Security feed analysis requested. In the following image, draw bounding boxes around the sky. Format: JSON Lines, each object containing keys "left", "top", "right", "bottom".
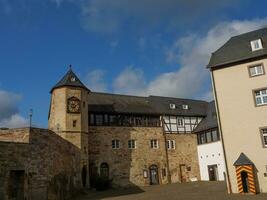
{"left": 1, "top": 0, "right": 267, "bottom": 128}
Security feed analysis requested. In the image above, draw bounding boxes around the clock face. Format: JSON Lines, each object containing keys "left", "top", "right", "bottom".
{"left": 67, "top": 97, "right": 81, "bottom": 113}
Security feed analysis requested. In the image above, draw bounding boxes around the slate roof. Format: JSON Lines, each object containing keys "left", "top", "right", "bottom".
{"left": 208, "top": 27, "right": 267, "bottom": 69}
{"left": 88, "top": 92, "right": 209, "bottom": 116}
{"left": 233, "top": 153, "right": 254, "bottom": 166}
{"left": 194, "top": 101, "right": 218, "bottom": 133}
{"left": 50, "top": 69, "right": 90, "bottom": 93}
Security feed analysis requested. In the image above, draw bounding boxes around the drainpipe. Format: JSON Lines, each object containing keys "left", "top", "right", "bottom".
{"left": 161, "top": 116, "right": 172, "bottom": 184}
{"left": 211, "top": 70, "right": 232, "bottom": 194}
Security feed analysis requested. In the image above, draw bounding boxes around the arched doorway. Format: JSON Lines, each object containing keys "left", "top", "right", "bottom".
{"left": 241, "top": 171, "right": 249, "bottom": 193}
{"left": 149, "top": 165, "right": 159, "bottom": 185}
{"left": 81, "top": 165, "right": 87, "bottom": 187}
{"left": 100, "top": 163, "right": 109, "bottom": 178}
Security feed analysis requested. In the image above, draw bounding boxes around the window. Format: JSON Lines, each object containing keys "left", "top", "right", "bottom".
{"left": 112, "top": 139, "right": 120, "bottom": 149}
{"left": 95, "top": 114, "right": 104, "bottom": 125}
{"left": 170, "top": 104, "right": 176, "bottom": 109}
{"left": 206, "top": 131, "right": 212, "bottom": 143}
{"left": 251, "top": 39, "right": 263, "bottom": 51}
{"left": 73, "top": 120, "right": 77, "bottom": 127}
{"left": 182, "top": 104, "right": 189, "bottom": 110}
{"left": 88, "top": 113, "right": 160, "bottom": 127}
{"left": 167, "top": 140, "right": 175, "bottom": 149}
{"left": 128, "top": 140, "right": 136, "bottom": 149}
{"left": 197, "top": 129, "right": 220, "bottom": 145}
{"left": 177, "top": 118, "right": 183, "bottom": 127}
{"left": 254, "top": 89, "right": 267, "bottom": 106}
{"left": 100, "top": 163, "right": 109, "bottom": 178}
{"left": 150, "top": 139, "right": 159, "bottom": 149}
{"left": 249, "top": 64, "right": 264, "bottom": 77}
{"left": 261, "top": 129, "right": 267, "bottom": 147}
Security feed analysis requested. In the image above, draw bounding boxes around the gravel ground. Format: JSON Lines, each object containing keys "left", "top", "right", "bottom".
{"left": 76, "top": 181, "right": 267, "bottom": 200}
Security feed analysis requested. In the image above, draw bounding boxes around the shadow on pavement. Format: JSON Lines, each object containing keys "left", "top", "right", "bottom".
{"left": 76, "top": 186, "right": 144, "bottom": 200}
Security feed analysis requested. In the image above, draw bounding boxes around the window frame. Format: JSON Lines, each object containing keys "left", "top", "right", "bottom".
{"left": 150, "top": 139, "right": 159, "bottom": 149}
{"left": 112, "top": 139, "right": 120, "bottom": 149}
{"left": 248, "top": 63, "right": 265, "bottom": 78}
{"left": 250, "top": 39, "right": 263, "bottom": 51}
{"left": 260, "top": 127, "right": 267, "bottom": 148}
{"left": 167, "top": 140, "right": 176, "bottom": 150}
{"left": 197, "top": 128, "right": 220, "bottom": 145}
{"left": 128, "top": 140, "right": 136, "bottom": 149}
{"left": 253, "top": 88, "right": 267, "bottom": 107}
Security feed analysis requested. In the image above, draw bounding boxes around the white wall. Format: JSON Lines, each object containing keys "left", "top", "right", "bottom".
{"left": 197, "top": 141, "right": 226, "bottom": 181}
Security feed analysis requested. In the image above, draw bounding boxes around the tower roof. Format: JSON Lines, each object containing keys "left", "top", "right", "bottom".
{"left": 50, "top": 68, "right": 90, "bottom": 93}
{"left": 233, "top": 153, "right": 254, "bottom": 166}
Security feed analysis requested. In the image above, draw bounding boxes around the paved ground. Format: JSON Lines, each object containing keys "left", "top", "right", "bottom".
{"left": 76, "top": 182, "right": 267, "bottom": 200}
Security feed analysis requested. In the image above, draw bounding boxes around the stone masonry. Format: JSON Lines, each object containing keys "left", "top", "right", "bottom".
{"left": 0, "top": 128, "right": 82, "bottom": 200}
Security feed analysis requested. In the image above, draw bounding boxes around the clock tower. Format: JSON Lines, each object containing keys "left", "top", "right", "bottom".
{"left": 48, "top": 67, "right": 90, "bottom": 187}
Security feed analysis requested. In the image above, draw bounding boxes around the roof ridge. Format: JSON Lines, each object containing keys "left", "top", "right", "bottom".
{"left": 90, "top": 91, "right": 149, "bottom": 99}
{"left": 149, "top": 95, "right": 208, "bottom": 103}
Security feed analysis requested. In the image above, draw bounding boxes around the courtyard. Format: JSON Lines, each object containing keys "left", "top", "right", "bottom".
{"left": 76, "top": 182, "right": 267, "bottom": 200}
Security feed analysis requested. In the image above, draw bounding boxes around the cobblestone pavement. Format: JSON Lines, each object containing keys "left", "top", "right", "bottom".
{"left": 76, "top": 182, "right": 267, "bottom": 200}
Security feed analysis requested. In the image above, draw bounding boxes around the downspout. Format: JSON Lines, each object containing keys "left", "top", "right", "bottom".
{"left": 211, "top": 70, "right": 232, "bottom": 194}
{"left": 161, "top": 116, "right": 172, "bottom": 184}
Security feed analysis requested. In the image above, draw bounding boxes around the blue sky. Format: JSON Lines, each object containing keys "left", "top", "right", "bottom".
{"left": 1, "top": 0, "right": 267, "bottom": 128}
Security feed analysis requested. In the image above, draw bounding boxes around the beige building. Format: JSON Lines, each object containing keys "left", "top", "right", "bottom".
{"left": 208, "top": 27, "right": 267, "bottom": 194}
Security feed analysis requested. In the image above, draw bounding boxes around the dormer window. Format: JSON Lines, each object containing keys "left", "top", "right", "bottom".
{"left": 182, "top": 104, "right": 189, "bottom": 110}
{"left": 251, "top": 39, "right": 263, "bottom": 51}
{"left": 170, "top": 104, "right": 176, "bottom": 109}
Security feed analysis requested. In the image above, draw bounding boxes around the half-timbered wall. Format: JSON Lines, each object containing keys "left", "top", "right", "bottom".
{"left": 162, "top": 116, "right": 203, "bottom": 133}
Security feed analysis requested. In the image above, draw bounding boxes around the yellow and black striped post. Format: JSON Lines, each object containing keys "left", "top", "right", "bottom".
{"left": 235, "top": 165, "right": 256, "bottom": 194}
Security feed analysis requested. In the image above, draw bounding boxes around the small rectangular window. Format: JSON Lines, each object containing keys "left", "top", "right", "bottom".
{"left": 254, "top": 89, "right": 267, "bottom": 106}
{"left": 73, "top": 120, "right": 77, "bottom": 127}
{"left": 128, "top": 140, "right": 136, "bottom": 149}
{"left": 211, "top": 130, "right": 219, "bottom": 141}
{"left": 150, "top": 139, "right": 159, "bottom": 149}
{"left": 206, "top": 131, "right": 212, "bottom": 143}
{"left": 177, "top": 118, "right": 184, "bottom": 127}
{"left": 249, "top": 64, "right": 264, "bottom": 77}
{"left": 261, "top": 129, "right": 267, "bottom": 148}
{"left": 167, "top": 140, "right": 175, "bottom": 149}
{"left": 112, "top": 139, "right": 120, "bottom": 149}
{"left": 251, "top": 39, "right": 263, "bottom": 51}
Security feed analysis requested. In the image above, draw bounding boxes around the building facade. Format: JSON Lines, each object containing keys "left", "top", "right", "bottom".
{"left": 0, "top": 68, "right": 221, "bottom": 199}
{"left": 208, "top": 28, "right": 267, "bottom": 194}
{"left": 194, "top": 102, "right": 226, "bottom": 181}
{"left": 48, "top": 69, "right": 216, "bottom": 187}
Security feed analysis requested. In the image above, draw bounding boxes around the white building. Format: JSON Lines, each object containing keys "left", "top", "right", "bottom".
{"left": 194, "top": 101, "right": 226, "bottom": 181}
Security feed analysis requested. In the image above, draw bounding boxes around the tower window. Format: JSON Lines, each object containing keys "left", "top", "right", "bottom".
{"left": 73, "top": 120, "right": 77, "bottom": 127}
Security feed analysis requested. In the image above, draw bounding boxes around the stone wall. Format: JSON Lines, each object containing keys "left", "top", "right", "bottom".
{"left": 0, "top": 128, "right": 82, "bottom": 200}
{"left": 88, "top": 126, "right": 200, "bottom": 187}
{"left": 166, "top": 134, "right": 200, "bottom": 183}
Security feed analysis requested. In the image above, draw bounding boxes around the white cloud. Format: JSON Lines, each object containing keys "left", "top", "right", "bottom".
{"left": 84, "top": 69, "right": 107, "bottom": 92}
{"left": 0, "top": 114, "right": 28, "bottom": 128}
{"left": 0, "top": 90, "right": 28, "bottom": 128}
{"left": 113, "top": 18, "right": 267, "bottom": 99}
{"left": 113, "top": 66, "right": 146, "bottom": 95}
